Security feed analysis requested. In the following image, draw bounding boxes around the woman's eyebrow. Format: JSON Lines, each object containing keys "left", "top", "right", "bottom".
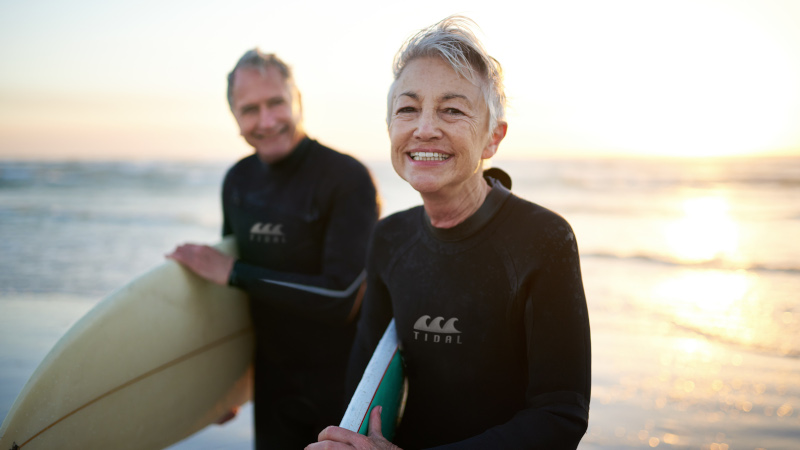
{"left": 441, "top": 93, "right": 472, "bottom": 105}
{"left": 398, "top": 91, "right": 419, "bottom": 100}
{"left": 397, "top": 91, "right": 472, "bottom": 106}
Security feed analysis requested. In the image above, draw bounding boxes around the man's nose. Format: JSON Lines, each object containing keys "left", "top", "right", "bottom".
{"left": 258, "top": 107, "right": 277, "bottom": 129}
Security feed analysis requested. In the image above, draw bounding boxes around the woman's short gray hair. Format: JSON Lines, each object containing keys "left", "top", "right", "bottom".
{"left": 387, "top": 15, "right": 507, "bottom": 131}
{"left": 226, "top": 49, "right": 294, "bottom": 110}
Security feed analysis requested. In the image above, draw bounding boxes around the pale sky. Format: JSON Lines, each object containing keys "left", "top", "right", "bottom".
{"left": 1, "top": 0, "right": 799, "bottom": 161}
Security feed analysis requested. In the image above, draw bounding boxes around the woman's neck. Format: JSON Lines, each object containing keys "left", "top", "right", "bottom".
{"left": 421, "top": 174, "right": 491, "bottom": 229}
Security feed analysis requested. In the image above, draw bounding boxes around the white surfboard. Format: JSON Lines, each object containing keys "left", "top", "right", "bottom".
{"left": 340, "top": 319, "right": 406, "bottom": 441}
{"left": 0, "top": 238, "right": 253, "bottom": 450}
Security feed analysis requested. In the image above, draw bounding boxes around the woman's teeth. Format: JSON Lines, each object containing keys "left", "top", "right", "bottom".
{"left": 410, "top": 152, "right": 450, "bottom": 161}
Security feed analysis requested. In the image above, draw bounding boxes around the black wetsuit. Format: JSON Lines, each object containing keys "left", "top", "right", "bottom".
{"left": 347, "top": 174, "right": 591, "bottom": 449}
{"left": 223, "top": 137, "right": 379, "bottom": 448}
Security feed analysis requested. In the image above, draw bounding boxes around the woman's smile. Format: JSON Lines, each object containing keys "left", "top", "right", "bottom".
{"left": 408, "top": 151, "right": 452, "bottom": 162}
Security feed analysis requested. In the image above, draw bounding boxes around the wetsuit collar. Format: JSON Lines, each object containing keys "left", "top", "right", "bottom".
{"left": 258, "top": 136, "right": 312, "bottom": 174}
{"left": 423, "top": 175, "right": 512, "bottom": 242}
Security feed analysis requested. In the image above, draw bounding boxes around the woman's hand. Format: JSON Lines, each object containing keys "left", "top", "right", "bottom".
{"left": 306, "top": 406, "right": 401, "bottom": 450}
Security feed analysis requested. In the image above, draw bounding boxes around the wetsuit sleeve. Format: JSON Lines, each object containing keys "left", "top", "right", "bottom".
{"left": 222, "top": 211, "right": 232, "bottom": 237}
{"left": 431, "top": 221, "right": 591, "bottom": 450}
{"left": 221, "top": 169, "right": 234, "bottom": 237}
{"left": 228, "top": 168, "right": 379, "bottom": 325}
{"left": 344, "top": 233, "right": 394, "bottom": 398}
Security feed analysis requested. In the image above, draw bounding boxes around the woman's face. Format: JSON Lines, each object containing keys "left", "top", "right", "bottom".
{"left": 388, "top": 56, "right": 504, "bottom": 196}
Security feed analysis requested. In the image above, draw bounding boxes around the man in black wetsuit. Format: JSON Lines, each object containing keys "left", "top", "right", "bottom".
{"left": 168, "top": 50, "right": 379, "bottom": 448}
{"left": 310, "top": 16, "right": 590, "bottom": 450}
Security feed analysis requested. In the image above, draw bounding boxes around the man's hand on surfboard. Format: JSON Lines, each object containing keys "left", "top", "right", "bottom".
{"left": 306, "top": 406, "right": 401, "bottom": 450}
{"left": 214, "top": 406, "right": 239, "bottom": 425}
{"left": 166, "top": 244, "right": 235, "bottom": 286}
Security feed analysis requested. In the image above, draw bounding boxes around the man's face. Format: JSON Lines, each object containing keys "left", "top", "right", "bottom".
{"left": 230, "top": 66, "right": 304, "bottom": 164}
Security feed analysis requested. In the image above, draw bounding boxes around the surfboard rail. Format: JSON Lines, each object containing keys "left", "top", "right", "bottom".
{"left": 340, "top": 319, "right": 407, "bottom": 440}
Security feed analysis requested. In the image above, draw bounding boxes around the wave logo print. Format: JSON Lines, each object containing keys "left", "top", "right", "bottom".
{"left": 250, "top": 222, "right": 286, "bottom": 243}
{"left": 413, "top": 315, "right": 462, "bottom": 344}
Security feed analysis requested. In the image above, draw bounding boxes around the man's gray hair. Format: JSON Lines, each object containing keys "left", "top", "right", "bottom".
{"left": 226, "top": 49, "right": 294, "bottom": 110}
{"left": 387, "top": 15, "right": 507, "bottom": 131}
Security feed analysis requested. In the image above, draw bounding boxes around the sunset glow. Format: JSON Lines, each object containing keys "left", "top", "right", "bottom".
{"left": 1, "top": 0, "right": 799, "bottom": 161}
{"left": 665, "top": 196, "right": 740, "bottom": 263}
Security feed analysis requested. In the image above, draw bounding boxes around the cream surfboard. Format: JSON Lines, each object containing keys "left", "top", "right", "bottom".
{"left": 0, "top": 238, "right": 253, "bottom": 450}
{"left": 340, "top": 319, "right": 406, "bottom": 440}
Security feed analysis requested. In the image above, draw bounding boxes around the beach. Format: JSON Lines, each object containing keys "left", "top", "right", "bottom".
{"left": 1, "top": 156, "right": 798, "bottom": 449}
{"left": 582, "top": 263, "right": 800, "bottom": 449}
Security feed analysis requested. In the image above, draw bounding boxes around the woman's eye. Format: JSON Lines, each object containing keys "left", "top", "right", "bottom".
{"left": 396, "top": 106, "right": 416, "bottom": 114}
{"left": 443, "top": 108, "right": 464, "bottom": 115}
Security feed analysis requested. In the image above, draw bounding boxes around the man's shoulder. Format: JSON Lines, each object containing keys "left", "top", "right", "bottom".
{"left": 224, "top": 153, "right": 260, "bottom": 180}
{"left": 305, "top": 139, "right": 375, "bottom": 192}
{"left": 307, "top": 139, "right": 369, "bottom": 172}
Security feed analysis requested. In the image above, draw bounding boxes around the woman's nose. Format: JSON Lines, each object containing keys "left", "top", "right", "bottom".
{"left": 413, "top": 110, "right": 441, "bottom": 140}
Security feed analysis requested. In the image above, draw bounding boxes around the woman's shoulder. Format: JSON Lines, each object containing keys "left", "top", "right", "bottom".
{"left": 509, "top": 194, "right": 569, "bottom": 222}
{"left": 485, "top": 167, "right": 573, "bottom": 232}
{"left": 376, "top": 206, "right": 424, "bottom": 235}
{"left": 502, "top": 193, "right": 577, "bottom": 242}
{"left": 367, "top": 207, "right": 424, "bottom": 269}
{"left": 371, "top": 207, "right": 426, "bottom": 250}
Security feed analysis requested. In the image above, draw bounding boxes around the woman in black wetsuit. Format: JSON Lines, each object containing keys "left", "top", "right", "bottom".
{"left": 309, "top": 16, "right": 591, "bottom": 450}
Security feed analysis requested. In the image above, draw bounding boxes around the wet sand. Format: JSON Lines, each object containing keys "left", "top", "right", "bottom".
{"left": 580, "top": 260, "right": 800, "bottom": 450}
{"left": 584, "top": 314, "right": 799, "bottom": 449}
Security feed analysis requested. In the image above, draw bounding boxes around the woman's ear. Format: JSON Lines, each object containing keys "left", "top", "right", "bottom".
{"left": 482, "top": 121, "right": 508, "bottom": 159}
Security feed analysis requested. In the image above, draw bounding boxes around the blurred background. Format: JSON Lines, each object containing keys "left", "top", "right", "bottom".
{"left": 1, "top": 1, "right": 799, "bottom": 448}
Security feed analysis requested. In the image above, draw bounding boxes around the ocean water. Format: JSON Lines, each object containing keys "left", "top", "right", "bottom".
{"left": 505, "top": 157, "right": 800, "bottom": 358}
{"left": 1, "top": 156, "right": 798, "bottom": 449}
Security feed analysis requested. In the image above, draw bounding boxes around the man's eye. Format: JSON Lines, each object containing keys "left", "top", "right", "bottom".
{"left": 241, "top": 106, "right": 258, "bottom": 115}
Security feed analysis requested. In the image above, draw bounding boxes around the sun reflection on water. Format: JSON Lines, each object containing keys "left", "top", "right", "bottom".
{"left": 652, "top": 270, "right": 762, "bottom": 349}
{"left": 664, "top": 196, "right": 740, "bottom": 264}
{"left": 653, "top": 193, "right": 782, "bottom": 352}
{"left": 573, "top": 160, "right": 800, "bottom": 448}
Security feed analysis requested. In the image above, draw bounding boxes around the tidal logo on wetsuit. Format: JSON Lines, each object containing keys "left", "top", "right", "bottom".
{"left": 413, "top": 315, "right": 462, "bottom": 344}
{"left": 249, "top": 222, "right": 287, "bottom": 243}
